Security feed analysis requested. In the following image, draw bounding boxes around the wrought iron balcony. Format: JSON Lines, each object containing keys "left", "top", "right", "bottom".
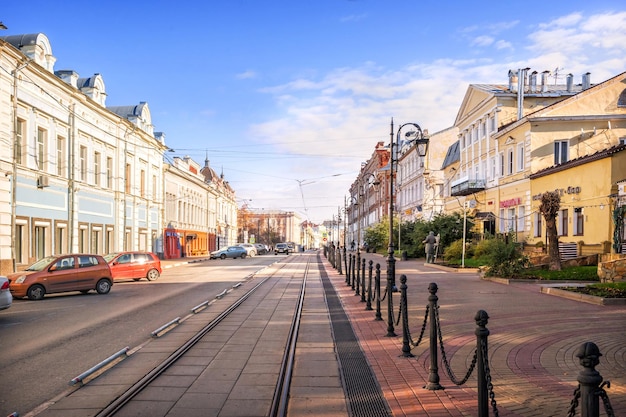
{"left": 450, "top": 177, "right": 486, "bottom": 196}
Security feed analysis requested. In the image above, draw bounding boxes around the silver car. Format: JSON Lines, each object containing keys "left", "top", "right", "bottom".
{"left": 0, "top": 276, "right": 12, "bottom": 311}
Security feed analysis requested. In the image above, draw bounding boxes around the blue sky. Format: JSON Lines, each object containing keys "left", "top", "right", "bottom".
{"left": 3, "top": 1, "right": 626, "bottom": 223}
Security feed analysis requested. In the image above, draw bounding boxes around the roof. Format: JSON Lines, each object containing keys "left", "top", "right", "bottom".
{"left": 441, "top": 140, "right": 460, "bottom": 169}
{"left": 529, "top": 144, "right": 626, "bottom": 179}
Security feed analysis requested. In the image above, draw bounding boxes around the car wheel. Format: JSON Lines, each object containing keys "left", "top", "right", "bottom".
{"left": 146, "top": 269, "right": 160, "bottom": 281}
{"left": 27, "top": 285, "right": 46, "bottom": 300}
{"left": 96, "top": 279, "right": 112, "bottom": 295}
{"left": 220, "top": 254, "right": 226, "bottom": 260}
{"left": 241, "top": 253, "right": 247, "bottom": 259}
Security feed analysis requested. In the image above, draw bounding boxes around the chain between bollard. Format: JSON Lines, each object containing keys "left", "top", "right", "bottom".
{"left": 433, "top": 305, "right": 477, "bottom": 386}
{"left": 404, "top": 305, "right": 429, "bottom": 348}
{"left": 598, "top": 381, "right": 615, "bottom": 417}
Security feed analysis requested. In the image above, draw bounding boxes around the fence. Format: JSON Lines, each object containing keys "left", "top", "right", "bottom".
{"left": 325, "top": 249, "right": 616, "bottom": 417}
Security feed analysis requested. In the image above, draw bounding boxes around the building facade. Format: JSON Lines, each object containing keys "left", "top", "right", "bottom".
{"left": 0, "top": 33, "right": 241, "bottom": 273}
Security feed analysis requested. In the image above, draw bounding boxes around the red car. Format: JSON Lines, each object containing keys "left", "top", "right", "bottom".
{"left": 104, "top": 252, "right": 162, "bottom": 282}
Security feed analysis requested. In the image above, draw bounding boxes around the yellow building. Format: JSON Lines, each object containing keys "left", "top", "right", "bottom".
{"left": 446, "top": 69, "right": 626, "bottom": 253}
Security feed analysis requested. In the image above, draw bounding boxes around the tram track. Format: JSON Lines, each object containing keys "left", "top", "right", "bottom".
{"left": 95, "top": 255, "right": 312, "bottom": 417}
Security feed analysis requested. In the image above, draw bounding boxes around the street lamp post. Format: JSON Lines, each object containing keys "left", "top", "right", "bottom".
{"left": 386, "top": 118, "right": 429, "bottom": 336}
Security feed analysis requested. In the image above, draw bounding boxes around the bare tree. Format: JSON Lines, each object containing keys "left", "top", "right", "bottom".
{"left": 539, "top": 191, "right": 562, "bottom": 271}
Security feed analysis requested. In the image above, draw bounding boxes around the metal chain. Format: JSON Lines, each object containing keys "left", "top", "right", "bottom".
{"left": 480, "top": 339, "right": 499, "bottom": 417}
{"left": 435, "top": 305, "right": 477, "bottom": 385}
{"left": 567, "top": 385, "right": 580, "bottom": 417}
{"left": 599, "top": 381, "right": 615, "bottom": 417}
{"left": 405, "top": 305, "right": 429, "bottom": 347}
{"left": 380, "top": 287, "right": 387, "bottom": 302}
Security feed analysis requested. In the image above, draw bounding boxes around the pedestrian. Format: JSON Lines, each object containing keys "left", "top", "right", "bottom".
{"left": 422, "top": 231, "right": 437, "bottom": 263}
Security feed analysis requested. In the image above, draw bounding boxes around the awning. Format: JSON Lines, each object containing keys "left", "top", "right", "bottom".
{"left": 475, "top": 211, "right": 495, "bottom": 220}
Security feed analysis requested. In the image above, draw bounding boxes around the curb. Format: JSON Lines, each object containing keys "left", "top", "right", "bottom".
{"left": 540, "top": 286, "right": 626, "bottom": 306}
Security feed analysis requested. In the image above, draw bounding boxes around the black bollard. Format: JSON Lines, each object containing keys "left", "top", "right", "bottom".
{"left": 399, "top": 275, "right": 414, "bottom": 357}
{"left": 351, "top": 254, "right": 356, "bottom": 290}
{"left": 366, "top": 260, "right": 373, "bottom": 311}
{"left": 337, "top": 247, "right": 343, "bottom": 275}
{"left": 424, "top": 282, "right": 443, "bottom": 390}
{"left": 355, "top": 250, "right": 361, "bottom": 293}
{"left": 343, "top": 247, "right": 348, "bottom": 279}
{"left": 374, "top": 263, "right": 382, "bottom": 321}
{"left": 345, "top": 254, "right": 351, "bottom": 285}
{"left": 475, "top": 309, "right": 490, "bottom": 416}
{"left": 385, "top": 265, "right": 397, "bottom": 337}
{"left": 576, "top": 342, "right": 604, "bottom": 417}
{"left": 360, "top": 258, "right": 366, "bottom": 302}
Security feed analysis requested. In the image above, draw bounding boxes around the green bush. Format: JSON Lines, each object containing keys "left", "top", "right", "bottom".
{"left": 484, "top": 238, "right": 530, "bottom": 277}
{"left": 473, "top": 237, "right": 500, "bottom": 259}
{"left": 443, "top": 239, "right": 474, "bottom": 263}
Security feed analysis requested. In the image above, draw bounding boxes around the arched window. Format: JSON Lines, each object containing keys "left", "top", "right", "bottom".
{"left": 618, "top": 88, "right": 626, "bottom": 107}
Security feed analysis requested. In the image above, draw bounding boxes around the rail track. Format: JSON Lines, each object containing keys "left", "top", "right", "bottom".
{"left": 95, "top": 255, "right": 311, "bottom": 417}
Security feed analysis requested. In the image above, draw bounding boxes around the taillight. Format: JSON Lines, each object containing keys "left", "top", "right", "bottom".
{"left": 1, "top": 280, "right": 9, "bottom": 290}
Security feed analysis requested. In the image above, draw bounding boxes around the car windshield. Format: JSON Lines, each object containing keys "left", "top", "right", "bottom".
{"left": 25, "top": 255, "right": 58, "bottom": 271}
{"left": 103, "top": 253, "right": 120, "bottom": 262}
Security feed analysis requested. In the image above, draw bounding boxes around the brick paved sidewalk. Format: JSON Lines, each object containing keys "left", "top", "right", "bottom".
{"left": 321, "top": 253, "right": 626, "bottom": 417}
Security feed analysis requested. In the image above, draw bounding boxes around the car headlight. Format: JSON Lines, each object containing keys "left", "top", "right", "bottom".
{"left": 15, "top": 275, "right": 27, "bottom": 284}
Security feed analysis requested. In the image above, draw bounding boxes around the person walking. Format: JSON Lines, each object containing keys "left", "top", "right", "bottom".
{"left": 422, "top": 231, "right": 437, "bottom": 263}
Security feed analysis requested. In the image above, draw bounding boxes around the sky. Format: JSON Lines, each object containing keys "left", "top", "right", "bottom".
{"left": 2, "top": 1, "right": 626, "bottom": 224}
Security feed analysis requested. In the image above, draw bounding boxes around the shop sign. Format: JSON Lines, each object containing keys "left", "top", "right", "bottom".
{"left": 532, "top": 186, "right": 582, "bottom": 201}
{"left": 500, "top": 197, "right": 521, "bottom": 208}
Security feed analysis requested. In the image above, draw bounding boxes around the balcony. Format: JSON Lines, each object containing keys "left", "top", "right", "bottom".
{"left": 450, "top": 176, "right": 486, "bottom": 196}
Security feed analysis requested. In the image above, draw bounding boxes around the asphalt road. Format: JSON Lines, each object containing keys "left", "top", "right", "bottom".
{"left": 0, "top": 255, "right": 279, "bottom": 417}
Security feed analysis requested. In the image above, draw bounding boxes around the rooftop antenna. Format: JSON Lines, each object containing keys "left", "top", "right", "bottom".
{"left": 550, "top": 67, "right": 564, "bottom": 85}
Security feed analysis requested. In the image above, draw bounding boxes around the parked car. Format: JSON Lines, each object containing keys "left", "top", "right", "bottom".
{"left": 236, "top": 243, "right": 257, "bottom": 257}
{"left": 7, "top": 254, "right": 113, "bottom": 300}
{"left": 274, "top": 243, "right": 289, "bottom": 255}
{"left": 210, "top": 246, "right": 248, "bottom": 259}
{"left": 104, "top": 251, "right": 162, "bottom": 281}
{"left": 0, "top": 276, "right": 12, "bottom": 310}
{"left": 253, "top": 243, "right": 268, "bottom": 255}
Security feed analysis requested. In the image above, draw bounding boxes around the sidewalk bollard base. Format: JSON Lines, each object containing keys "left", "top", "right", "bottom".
{"left": 424, "top": 382, "right": 444, "bottom": 390}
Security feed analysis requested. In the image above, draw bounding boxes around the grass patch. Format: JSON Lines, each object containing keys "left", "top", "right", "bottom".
{"left": 561, "top": 281, "right": 626, "bottom": 298}
{"left": 519, "top": 265, "right": 599, "bottom": 281}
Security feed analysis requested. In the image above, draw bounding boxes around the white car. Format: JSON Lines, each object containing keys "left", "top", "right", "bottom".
{"left": 236, "top": 243, "right": 257, "bottom": 257}
{"left": 0, "top": 276, "right": 12, "bottom": 311}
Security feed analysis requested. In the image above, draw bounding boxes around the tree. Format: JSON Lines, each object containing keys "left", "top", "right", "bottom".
{"left": 539, "top": 191, "right": 562, "bottom": 271}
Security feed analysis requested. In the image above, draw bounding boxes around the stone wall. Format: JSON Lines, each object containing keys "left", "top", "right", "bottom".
{"left": 598, "top": 254, "right": 626, "bottom": 283}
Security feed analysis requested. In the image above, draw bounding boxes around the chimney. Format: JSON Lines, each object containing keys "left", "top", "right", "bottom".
{"left": 566, "top": 73, "right": 574, "bottom": 92}
{"left": 508, "top": 70, "right": 518, "bottom": 92}
{"left": 55, "top": 70, "right": 79, "bottom": 88}
{"left": 541, "top": 70, "right": 550, "bottom": 93}
{"left": 582, "top": 72, "right": 591, "bottom": 90}
{"left": 529, "top": 71, "right": 538, "bottom": 93}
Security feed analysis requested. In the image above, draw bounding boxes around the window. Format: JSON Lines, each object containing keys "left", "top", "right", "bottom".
{"left": 554, "top": 140, "right": 569, "bottom": 165}
{"left": 34, "top": 224, "right": 47, "bottom": 260}
{"left": 56, "top": 136, "right": 66, "bottom": 177}
{"left": 517, "top": 143, "right": 524, "bottom": 171}
{"left": 499, "top": 153, "right": 504, "bottom": 177}
{"left": 620, "top": 137, "right": 626, "bottom": 145}
{"left": 55, "top": 223, "right": 67, "bottom": 254}
{"left": 499, "top": 209, "right": 505, "bottom": 232}
{"left": 557, "top": 209, "right": 569, "bottom": 236}
{"left": 517, "top": 206, "right": 525, "bottom": 232}
{"left": 78, "top": 226, "right": 88, "bottom": 253}
{"left": 80, "top": 146, "right": 87, "bottom": 181}
{"left": 93, "top": 152, "right": 101, "bottom": 186}
{"left": 140, "top": 169, "right": 146, "bottom": 197}
{"left": 534, "top": 212, "right": 542, "bottom": 238}
{"left": 125, "top": 163, "right": 131, "bottom": 193}
{"left": 507, "top": 149, "right": 514, "bottom": 175}
{"left": 15, "top": 223, "right": 24, "bottom": 264}
{"left": 106, "top": 157, "right": 113, "bottom": 189}
{"left": 574, "top": 208, "right": 584, "bottom": 236}
{"left": 37, "top": 128, "right": 47, "bottom": 171}
{"left": 152, "top": 174, "right": 157, "bottom": 200}
{"left": 16, "top": 118, "right": 25, "bottom": 164}
{"left": 508, "top": 208, "right": 516, "bottom": 232}
{"left": 490, "top": 157, "right": 496, "bottom": 180}
{"left": 489, "top": 116, "right": 496, "bottom": 133}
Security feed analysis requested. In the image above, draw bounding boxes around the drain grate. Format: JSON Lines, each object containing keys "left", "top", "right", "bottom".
{"left": 318, "top": 255, "right": 392, "bottom": 417}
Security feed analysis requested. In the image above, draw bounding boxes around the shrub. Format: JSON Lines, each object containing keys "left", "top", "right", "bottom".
{"left": 484, "top": 238, "right": 531, "bottom": 277}
{"left": 443, "top": 239, "right": 474, "bottom": 263}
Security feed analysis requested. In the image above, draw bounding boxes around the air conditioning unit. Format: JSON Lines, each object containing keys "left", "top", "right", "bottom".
{"left": 37, "top": 175, "right": 49, "bottom": 188}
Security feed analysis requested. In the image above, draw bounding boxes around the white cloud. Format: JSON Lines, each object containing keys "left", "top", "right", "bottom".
{"left": 236, "top": 70, "right": 257, "bottom": 79}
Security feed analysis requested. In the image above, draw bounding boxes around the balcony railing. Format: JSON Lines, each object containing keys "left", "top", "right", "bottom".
{"left": 450, "top": 177, "right": 486, "bottom": 196}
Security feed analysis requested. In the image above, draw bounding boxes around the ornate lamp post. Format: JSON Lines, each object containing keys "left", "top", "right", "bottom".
{"left": 387, "top": 118, "right": 429, "bottom": 294}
